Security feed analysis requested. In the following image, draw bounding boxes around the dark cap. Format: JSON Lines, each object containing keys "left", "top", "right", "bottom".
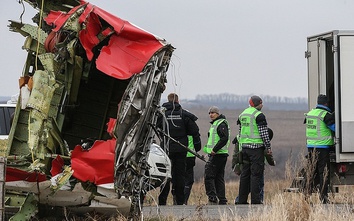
{"left": 317, "top": 94, "right": 328, "bottom": 105}
{"left": 249, "top": 95, "right": 263, "bottom": 107}
{"left": 208, "top": 106, "right": 220, "bottom": 114}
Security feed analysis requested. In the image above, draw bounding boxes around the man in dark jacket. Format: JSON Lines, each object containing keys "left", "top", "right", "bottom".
{"left": 158, "top": 93, "right": 201, "bottom": 205}
{"left": 203, "top": 106, "right": 230, "bottom": 205}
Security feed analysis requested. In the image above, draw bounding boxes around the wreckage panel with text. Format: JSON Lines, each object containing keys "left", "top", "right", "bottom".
{"left": 5, "top": 0, "right": 173, "bottom": 219}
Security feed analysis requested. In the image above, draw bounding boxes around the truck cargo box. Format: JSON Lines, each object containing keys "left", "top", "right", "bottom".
{"left": 307, "top": 30, "right": 354, "bottom": 185}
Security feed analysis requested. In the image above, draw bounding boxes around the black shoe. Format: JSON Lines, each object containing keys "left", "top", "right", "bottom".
{"left": 251, "top": 202, "right": 263, "bottom": 205}
{"left": 158, "top": 200, "right": 166, "bottom": 206}
{"left": 234, "top": 195, "right": 240, "bottom": 205}
{"left": 236, "top": 202, "right": 248, "bottom": 205}
{"left": 219, "top": 199, "right": 227, "bottom": 205}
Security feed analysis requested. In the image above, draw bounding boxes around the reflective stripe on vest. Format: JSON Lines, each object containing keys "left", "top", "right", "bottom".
{"left": 306, "top": 109, "right": 334, "bottom": 146}
{"left": 187, "top": 136, "right": 195, "bottom": 157}
{"left": 239, "top": 107, "right": 263, "bottom": 145}
{"left": 203, "top": 119, "right": 230, "bottom": 154}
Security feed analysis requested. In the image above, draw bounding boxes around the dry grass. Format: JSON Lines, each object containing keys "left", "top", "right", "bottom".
{"left": 143, "top": 178, "right": 354, "bottom": 221}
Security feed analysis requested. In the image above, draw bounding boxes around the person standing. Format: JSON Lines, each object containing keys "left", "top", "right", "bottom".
{"left": 184, "top": 136, "right": 200, "bottom": 205}
{"left": 237, "top": 95, "right": 272, "bottom": 204}
{"left": 232, "top": 128, "right": 275, "bottom": 204}
{"left": 305, "top": 94, "right": 335, "bottom": 204}
{"left": 157, "top": 93, "right": 201, "bottom": 205}
{"left": 204, "top": 106, "right": 230, "bottom": 205}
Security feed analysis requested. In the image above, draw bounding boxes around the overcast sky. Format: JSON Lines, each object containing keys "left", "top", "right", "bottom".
{"left": 2, "top": 0, "right": 354, "bottom": 100}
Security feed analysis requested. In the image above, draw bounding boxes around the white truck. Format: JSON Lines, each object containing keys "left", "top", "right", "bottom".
{"left": 306, "top": 30, "right": 354, "bottom": 188}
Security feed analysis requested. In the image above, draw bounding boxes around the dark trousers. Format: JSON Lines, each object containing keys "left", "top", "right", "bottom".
{"left": 204, "top": 155, "right": 228, "bottom": 204}
{"left": 235, "top": 174, "right": 264, "bottom": 204}
{"left": 184, "top": 157, "right": 195, "bottom": 204}
{"left": 308, "top": 148, "right": 330, "bottom": 202}
{"left": 158, "top": 179, "right": 171, "bottom": 205}
{"left": 159, "top": 152, "right": 186, "bottom": 205}
{"left": 238, "top": 148, "right": 264, "bottom": 204}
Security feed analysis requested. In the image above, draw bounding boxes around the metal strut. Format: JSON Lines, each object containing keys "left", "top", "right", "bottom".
{"left": 149, "top": 123, "right": 206, "bottom": 162}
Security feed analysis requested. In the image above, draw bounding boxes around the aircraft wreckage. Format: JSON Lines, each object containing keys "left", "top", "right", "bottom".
{"left": 3, "top": 0, "right": 174, "bottom": 220}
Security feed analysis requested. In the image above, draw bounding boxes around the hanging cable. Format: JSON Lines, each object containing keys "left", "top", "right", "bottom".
{"left": 35, "top": 0, "right": 45, "bottom": 71}
{"left": 18, "top": 0, "right": 25, "bottom": 23}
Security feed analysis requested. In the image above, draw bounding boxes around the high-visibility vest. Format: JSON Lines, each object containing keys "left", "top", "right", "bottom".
{"left": 203, "top": 119, "right": 230, "bottom": 154}
{"left": 186, "top": 136, "right": 195, "bottom": 157}
{"left": 239, "top": 107, "right": 263, "bottom": 145}
{"left": 306, "top": 108, "right": 334, "bottom": 146}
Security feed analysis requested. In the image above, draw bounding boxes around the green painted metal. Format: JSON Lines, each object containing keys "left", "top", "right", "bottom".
{"left": 8, "top": 193, "right": 38, "bottom": 221}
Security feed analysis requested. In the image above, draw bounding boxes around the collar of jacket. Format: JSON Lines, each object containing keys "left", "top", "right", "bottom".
{"left": 210, "top": 114, "right": 226, "bottom": 124}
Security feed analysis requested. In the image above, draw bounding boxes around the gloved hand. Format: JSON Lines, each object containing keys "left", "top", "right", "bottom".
{"left": 264, "top": 149, "right": 276, "bottom": 166}
{"left": 232, "top": 164, "right": 241, "bottom": 175}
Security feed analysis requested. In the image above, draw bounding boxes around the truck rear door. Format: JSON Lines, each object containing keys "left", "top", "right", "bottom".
{"left": 337, "top": 35, "right": 354, "bottom": 155}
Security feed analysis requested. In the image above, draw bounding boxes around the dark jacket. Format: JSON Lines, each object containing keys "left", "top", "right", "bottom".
{"left": 209, "top": 114, "right": 229, "bottom": 156}
{"left": 158, "top": 102, "right": 201, "bottom": 153}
